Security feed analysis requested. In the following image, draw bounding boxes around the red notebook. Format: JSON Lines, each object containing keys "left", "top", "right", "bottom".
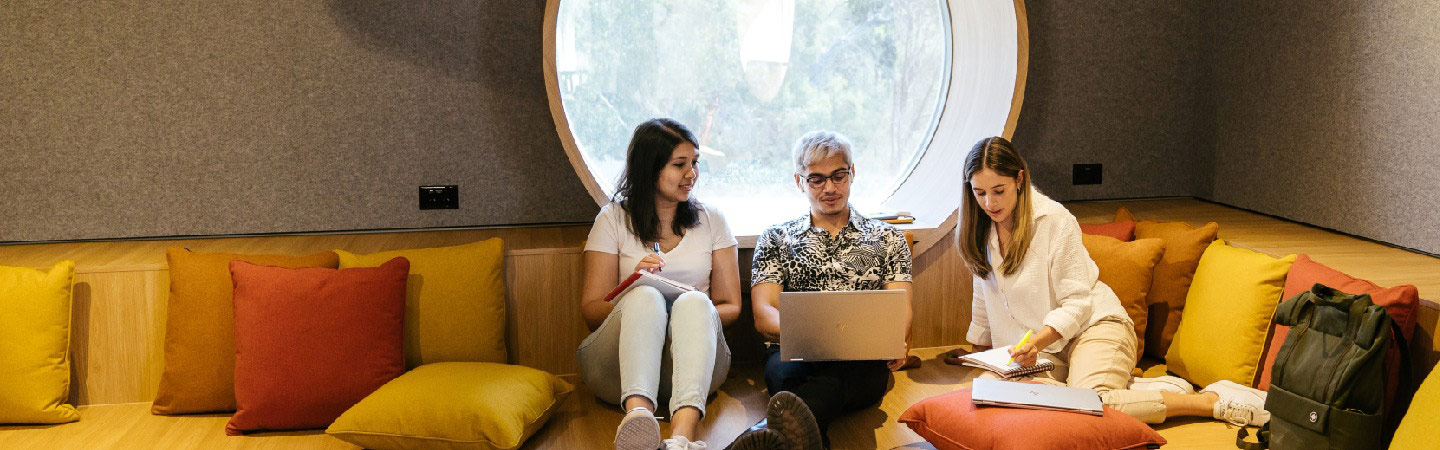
{"left": 604, "top": 271, "right": 698, "bottom": 302}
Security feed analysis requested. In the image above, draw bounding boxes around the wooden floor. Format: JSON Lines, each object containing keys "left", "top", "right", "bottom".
{"left": 0, "top": 347, "right": 1245, "bottom": 450}
{"left": 2, "top": 198, "right": 1436, "bottom": 449}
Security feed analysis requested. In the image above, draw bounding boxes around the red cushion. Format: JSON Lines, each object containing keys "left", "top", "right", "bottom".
{"left": 226, "top": 257, "right": 409, "bottom": 435}
{"left": 1080, "top": 220, "right": 1136, "bottom": 242}
{"left": 899, "top": 387, "right": 1165, "bottom": 450}
{"left": 1257, "top": 254, "right": 1419, "bottom": 392}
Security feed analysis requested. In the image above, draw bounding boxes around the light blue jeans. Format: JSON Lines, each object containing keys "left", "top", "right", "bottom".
{"left": 577, "top": 285, "right": 731, "bottom": 417}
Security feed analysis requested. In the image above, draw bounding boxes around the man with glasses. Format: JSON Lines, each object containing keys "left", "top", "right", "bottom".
{"left": 741, "top": 130, "right": 914, "bottom": 449}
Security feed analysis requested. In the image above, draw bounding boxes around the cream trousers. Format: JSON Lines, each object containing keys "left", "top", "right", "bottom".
{"left": 983, "top": 318, "right": 1167, "bottom": 423}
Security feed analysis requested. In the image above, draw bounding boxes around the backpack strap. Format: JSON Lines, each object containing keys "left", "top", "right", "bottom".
{"left": 1385, "top": 320, "right": 1414, "bottom": 444}
{"left": 1236, "top": 423, "right": 1270, "bottom": 450}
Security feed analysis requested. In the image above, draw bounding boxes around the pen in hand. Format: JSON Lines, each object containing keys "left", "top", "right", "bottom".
{"left": 649, "top": 242, "right": 663, "bottom": 273}
{"left": 1008, "top": 329, "right": 1035, "bottom": 366}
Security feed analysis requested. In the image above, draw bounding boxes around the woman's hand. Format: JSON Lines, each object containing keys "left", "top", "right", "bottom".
{"left": 1008, "top": 342, "right": 1040, "bottom": 367}
{"left": 633, "top": 254, "right": 666, "bottom": 273}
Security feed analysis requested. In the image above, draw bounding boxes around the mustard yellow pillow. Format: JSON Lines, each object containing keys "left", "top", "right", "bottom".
{"left": 1392, "top": 364, "right": 1440, "bottom": 449}
{"left": 0, "top": 261, "right": 80, "bottom": 424}
{"left": 1165, "top": 240, "right": 1294, "bottom": 387}
{"left": 326, "top": 362, "right": 573, "bottom": 450}
{"left": 337, "top": 239, "right": 507, "bottom": 368}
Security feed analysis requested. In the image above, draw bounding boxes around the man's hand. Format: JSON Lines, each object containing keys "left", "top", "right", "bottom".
{"left": 942, "top": 345, "right": 992, "bottom": 365}
{"left": 887, "top": 343, "right": 915, "bottom": 371}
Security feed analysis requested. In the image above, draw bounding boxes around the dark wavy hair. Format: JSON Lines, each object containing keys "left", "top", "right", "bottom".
{"left": 613, "top": 118, "right": 702, "bottom": 244}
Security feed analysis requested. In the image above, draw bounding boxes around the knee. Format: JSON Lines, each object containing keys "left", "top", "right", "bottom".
{"left": 619, "top": 286, "right": 666, "bottom": 311}
{"left": 670, "top": 292, "right": 717, "bottom": 317}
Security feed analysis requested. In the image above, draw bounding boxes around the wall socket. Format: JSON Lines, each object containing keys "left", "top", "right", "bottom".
{"left": 418, "top": 185, "right": 459, "bottom": 210}
{"left": 1072, "top": 164, "right": 1102, "bottom": 185}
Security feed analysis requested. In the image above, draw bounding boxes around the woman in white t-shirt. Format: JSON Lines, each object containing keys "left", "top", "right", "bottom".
{"left": 579, "top": 119, "right": 741, "bottom": 450}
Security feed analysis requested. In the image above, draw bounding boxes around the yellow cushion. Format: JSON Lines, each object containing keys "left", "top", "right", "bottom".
{"left": 0, "top": 261, "right": 79, "bottom": 424}
{"left": 326, "top": 362, "right": 573, "bottom": 450}
{"left": 337, "top": 239, "right": 508, "bottom": 368}
{"left": 1165, "top": 240, "right": 1294, "bottom": 387}
{"left": 1392, "top": 365, "right": 1440, "bottom": 449}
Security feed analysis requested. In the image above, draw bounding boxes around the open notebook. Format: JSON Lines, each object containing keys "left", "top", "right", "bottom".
{"left": 604, "top": 271, "right": 696, "bottom": 302}
{"left": 955, "top": 346, "right": 1055, "bottom": 378}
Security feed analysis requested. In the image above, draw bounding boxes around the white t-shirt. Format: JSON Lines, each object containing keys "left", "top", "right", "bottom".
{"left": 584, "top": 202, "right": 738, "bottom": 295}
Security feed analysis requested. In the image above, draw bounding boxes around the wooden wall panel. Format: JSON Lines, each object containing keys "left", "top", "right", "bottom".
{"left": 908, "top": 229, "right": 973, "bottom": 349}
{"left": 69, "top": 269, "right": 167, "bottom": 406}
{"left": 0, "top": 225, "right": 591, "bottom": 270}
{"left": 504, "top": 248, "right": 589, "bottom": 376}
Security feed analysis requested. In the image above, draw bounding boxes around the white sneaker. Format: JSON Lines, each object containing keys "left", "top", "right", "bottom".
{"left": 1129, "top": 375, "right": 1196, "bottom": 394}
{"left": 615, "top": 408, "right": 662, "bottom": 450}
{"left": 663, "top": 436, "right": 708, "bottom": 450}
{"left": 1201, "top": 380, "right": 1270, "bottom": 427}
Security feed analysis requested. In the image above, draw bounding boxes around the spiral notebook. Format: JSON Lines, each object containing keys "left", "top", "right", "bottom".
{"left": 603, "top": 271, "right": 696, "bottom": 302}
{"left": 955, "top": 346, "right": 1055, "bottom": 378}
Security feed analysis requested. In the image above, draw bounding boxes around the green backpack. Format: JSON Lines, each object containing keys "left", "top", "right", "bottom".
{"left": 1239, "top": 284, "right": 1408, "bottom": 449}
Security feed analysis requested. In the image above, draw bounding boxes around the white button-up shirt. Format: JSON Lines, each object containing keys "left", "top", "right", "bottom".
{"left": 966, "top": 188, "right": 1131, "bottom": 353}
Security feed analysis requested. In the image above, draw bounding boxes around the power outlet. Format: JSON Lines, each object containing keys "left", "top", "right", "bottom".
{"left": 419, "top": 185, "right": 459, "bottom": 210}
{"left": 1072, "top": 164, "right": 1102, "bottom": 185}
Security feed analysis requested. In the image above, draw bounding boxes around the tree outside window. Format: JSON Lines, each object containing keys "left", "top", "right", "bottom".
{"left": 557, "top": 0, "right": 948, "bottom": 231}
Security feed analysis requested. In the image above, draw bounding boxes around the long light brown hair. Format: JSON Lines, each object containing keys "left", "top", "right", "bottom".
{"left": 958, "top": 137, "right": 1035, "bottom": 278}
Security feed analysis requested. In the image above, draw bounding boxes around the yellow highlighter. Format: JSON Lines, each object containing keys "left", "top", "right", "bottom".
{"left": 1008, "top": 329, "right": 1035, "bottom": 366}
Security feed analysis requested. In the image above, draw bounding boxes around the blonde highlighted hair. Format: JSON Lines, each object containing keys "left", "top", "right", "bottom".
{"left": 792, "top": 130, "right": 854, "bottom": 175}
{"left": 957, "top": 137, "right": 1035, "bottom": 278}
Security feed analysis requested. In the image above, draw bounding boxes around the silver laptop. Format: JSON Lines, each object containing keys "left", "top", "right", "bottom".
{"left": 778, "top": 290, "right": 908, "bottom": 361}
{"left": 970, "top": 378, "right": 1104, "bottom": 416}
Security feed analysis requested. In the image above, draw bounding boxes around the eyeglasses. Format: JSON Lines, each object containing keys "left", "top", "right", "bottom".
{"left": 804, "top": 170, "right": 852, "bottom": 189}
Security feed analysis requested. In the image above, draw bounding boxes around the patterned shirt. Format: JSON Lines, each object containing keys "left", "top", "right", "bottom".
{"left": 751, "top": 206, "right": 913, "bottom": 291}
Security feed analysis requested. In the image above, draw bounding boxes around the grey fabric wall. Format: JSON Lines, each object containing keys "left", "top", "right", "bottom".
{"left": 0, "top": 0, "right": 597, "bottom": 242}
{"left": 1011, "top": 1, "right": 1212, "bottom": 201}
{"left": 1014, "top": 1, "right": 1438, "bottom": 255}
{"left": 1208, "top": 1, "right": 1440, "bottom": 255}
{"left": 4, "top": 1, "right": 1435, "bottom": 254}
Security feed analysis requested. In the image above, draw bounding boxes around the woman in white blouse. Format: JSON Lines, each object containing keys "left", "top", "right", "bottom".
{"left": 578, "top": 119, "right": 741, "bottom": 450}
{"left": 954, "top": 137, "right": 1272, "bottom": 427}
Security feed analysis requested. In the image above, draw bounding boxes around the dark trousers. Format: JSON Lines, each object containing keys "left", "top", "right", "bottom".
{"left": 762, "top": 344, "right": 890, "bottom": 435}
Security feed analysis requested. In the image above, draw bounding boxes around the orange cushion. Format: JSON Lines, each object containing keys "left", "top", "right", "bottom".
{"left": 226, "top": 258, "right": 408, "bottom": 435}
{"left": 1134, "top": 220, "right": 1219, "bottom": 359}
{"left": 1257, "top": 255, "right": 1419, "bottom": 392}
{"left": 1082, "top": 235, "right": 1165, "bottom": 356}
{"left": 899, "top": 387, "right": 1166, "bottom": 450}
{"left": 1079, "top": 220, "right": 1135, "bottom": 242}
{"left": 1114, "top": 207, "right": 1136, "bottom": 223}
{"left": 152, "top": 249, "right": 339, "bottom": 414}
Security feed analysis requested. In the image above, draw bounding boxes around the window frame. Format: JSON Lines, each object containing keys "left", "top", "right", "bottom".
{"left": 543, "top": 0, "right": 1029, "bottom": 255}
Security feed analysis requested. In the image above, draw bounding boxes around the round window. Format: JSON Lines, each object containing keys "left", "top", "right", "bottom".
{"left": 554, "top": 0, "right": 950, "bottom": 232}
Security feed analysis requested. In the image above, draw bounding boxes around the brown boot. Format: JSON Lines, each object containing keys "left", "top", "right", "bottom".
{"left": 765, "top": 391, "right": 822, "bottom": 450}
{"left": 725, "top": 428, "right": 789, "bottom": 450}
